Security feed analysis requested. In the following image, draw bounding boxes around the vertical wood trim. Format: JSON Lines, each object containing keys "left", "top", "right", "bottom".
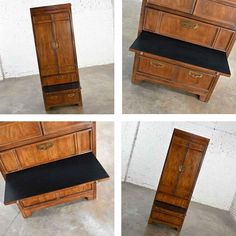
{"left": 191, "top": 0, "right": 198, "bottom": 14}
{"left": 0, "top": 156, "right": 7, "bottom": 174}
{"left": 12, "top": 149, "right": 23, "bottom": 170}
{"left": 212, "top": 28, "right": 221, "bottom": 47}
{"left": 138, "top": 0, "right": 148, "bottom": 34}
{"left": 92, "top": 122, "right": 96, "bottom": 156}
{"left": 74, "top": 133, "right": 79, "bottom": 154}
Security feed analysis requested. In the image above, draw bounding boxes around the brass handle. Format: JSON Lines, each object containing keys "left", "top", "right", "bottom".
{"left": 52, "top": 41, "right": 59, "bottom": 49}
{"left": 189, "top": 71, "right": 203, "bottom": 79}
{"left": 150, "top": 61, "right": 165, "bottom": 68}
{"left": 181, "top": 20, "right": 199, "bottom": 30}
{"left": 37, "top": 142, "right": 54, "bottom": 150}
{"left": 178, "top": 165, "right": 185, "bottom": 173}
{"left": 68, "top": 94, "right": 75, "bottom": 98}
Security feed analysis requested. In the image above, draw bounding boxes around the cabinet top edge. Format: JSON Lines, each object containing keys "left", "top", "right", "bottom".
{"left": 173, "top": 128, "right": 210, "bottom": 144}
{"left": 30, "top": 3, "right": 71, "bottom": 14}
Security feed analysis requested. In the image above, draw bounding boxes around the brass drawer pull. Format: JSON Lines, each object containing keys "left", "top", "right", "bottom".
{"left": 37, "top": 142, "right": 54, "bottom": 150}
{"left": 178, "top": 165, "right": 185, "bottom": 173}
{"left": 150, "top": 61, "right": 165, "bottom": 68}
{"left": 181, "top": 20, "right": 199, "bottom": 30}
{"left": 189, "top": 71, "right": 203, "bottom": 79}
{"left": 68, "top": 93, "right": 75, "bottom": 98}
{"left": 51, "top": 41, "right": 59, "bottom": 49}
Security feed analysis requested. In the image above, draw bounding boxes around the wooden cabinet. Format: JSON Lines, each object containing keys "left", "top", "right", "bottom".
{"left": 30, "top": 4, "right": 82, "bottom": 110}
{"left": 130, "top": 0, "right": 236, "bottom": 102}
{"left": 0, "top": 122, "right": 109, "bottom": 218}
{"left": 148, "top": 129, "right": 209, "bottom": 231}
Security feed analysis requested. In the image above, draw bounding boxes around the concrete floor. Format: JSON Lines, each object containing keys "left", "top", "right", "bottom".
{"left": 0, "top": 122, "right": 114, "bottom": 236}
{"left": 0, "top": 64, "right": 114, "bottom": 114}
{"left": 123, "top": 0, "right": 236, "bottom": 114}
{"left": 122, "top": 183, "right": 236, "bottom": 236}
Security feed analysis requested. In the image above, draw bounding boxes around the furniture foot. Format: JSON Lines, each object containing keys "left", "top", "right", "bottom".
{"left": 148, "top": 218, "right": 153, "bottom": 224}
{"left": 17, "top": 202, "right": 32, "bottom": 218}
{"left": 199, "top": 94, "right": 209, "bottom": 102}
{"left": 132, "top": 78, "right": 142, "bottom": 84}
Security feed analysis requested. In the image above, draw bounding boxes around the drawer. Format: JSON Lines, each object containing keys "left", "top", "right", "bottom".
{"left": 0, "top": 150, "right": 21, "bottom": 173}
{"left": 144, "top": 8, "right": 219, "bottom": 47}
{"left": 138, "top": 56, "right": 176, "bottom": 81}
{"left": 58, "top": 183, "right": 93, "bottom": 198}
{"left": 0, "top": 122, "right": 42, "bottom": 147}
{"left": 44, "top": 89, "right": 80, "bottom": 107}
{"left": 16, "top": 134, "right": 76, "bottom": 168}
{"left": 147, "top": 0, "right": 196, "bottom": 13}
{"left": 21, "top": 192, "right": 57, "bottom": 207}
{"left": 156, "top": 192, "right": 189, "bottom": 208}
{"left": 41, "top": 122, "right": 90, "bottom": 135}
{"left": 151, "top": 210, "right": 183, "bottom": 226}
{"left": 194, "top": 0, "right": 236, "bottom": 28}
{"left": 42, "top": 73, "right": 78, "bottom": 86}
{"left": 176, "top": 68, "right": 215, "bottom": 91}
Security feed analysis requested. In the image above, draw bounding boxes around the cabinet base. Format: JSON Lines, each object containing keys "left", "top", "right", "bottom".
{"left": 17, "top": 184, "right": 96, "bottom": 218}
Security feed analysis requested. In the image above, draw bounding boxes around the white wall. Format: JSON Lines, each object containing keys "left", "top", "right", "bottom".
{"left": 122, "top": 122, "right": 236, "bottom": 211}
{"left": 0, "top": 0, "right": 114, "bottom": 79}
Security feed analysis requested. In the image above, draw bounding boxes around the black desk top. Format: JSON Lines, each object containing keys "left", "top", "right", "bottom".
{"left": 130, "top": 31, "right": 231, "bottom": 76}
{"left": 4, "top": 153, "right": 109, "bottom": 204}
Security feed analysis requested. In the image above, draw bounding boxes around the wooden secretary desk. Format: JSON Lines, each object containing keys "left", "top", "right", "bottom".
{"left": 0, "top": 122, "right": 109, "bottom": 217}
{"left": 149, "top": 129, "right": 209, "bottom": 231}
{"left": 30, "top": 4, "right": 82, "bottom": 110}
{"left": 130, "top": 0, "right": 236, "bottom": 102}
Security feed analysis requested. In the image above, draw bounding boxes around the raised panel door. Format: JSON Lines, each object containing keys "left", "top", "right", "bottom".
{"left": 53, "top": 13, "right": 76, "bottom": 74}
{"left": 33, "top": 20, "right": 59, "bottom": 76}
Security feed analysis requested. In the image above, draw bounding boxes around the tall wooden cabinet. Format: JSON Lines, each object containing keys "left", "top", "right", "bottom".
{"left": 0, "top": 122, "right": 109, "bottom": 217}
{"left": 30, "top": 4, "right": 82, "bottom": 110}
{"left": 148, "top": 129, "right": 209, "bottom": 231}
{"left": 130, "top": 0, "right": 236, "bottom": 102}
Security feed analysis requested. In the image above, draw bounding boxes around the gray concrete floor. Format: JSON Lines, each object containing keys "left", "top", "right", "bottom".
{"left": 0, "top": 64, "right": 114, "bottom": 114}
{"left": 122, "top": 182, "right": 236, "bottom": 236}
{"left": 123, "top": 0, "right": 236, "bottom": 114}
{"left": 0, "top": 122, "right": 114, "bottom": 236}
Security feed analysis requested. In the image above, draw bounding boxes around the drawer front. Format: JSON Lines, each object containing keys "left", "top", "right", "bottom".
{"left": 16, "top": 134, "right": 76, "bottom": 168}
{"left": 41, "top": 122, "right": 90, "bottom": 135}
{"left": 156, "top": 192, "right": 189, "bottom": 208}
{"left": 151, "top": 210, "right": 183, "bottom": 226}
{"left": 42, "top": 73, "right": 78, "bottom": 86}
{"left": 159, "top": 13, "right": 218, "bottom": 47}
{"left": 58, "top": 183, "right": 93, "bottom": 198}
{"left": 21, "top": 192, "right": 57, "bottom": 207}
{"left": 147, "top": 0, "right": 196, "bottom": 13}
{"left": 194, "top": 0, "right": 236, "bottom": 28}
{"left": 214, "top": 28, "right": 234, "bottom": 51}
{"left": 44, "top": 89, "right": 80, "bottom": 107}
{"left": 77, "top": 129, "right": 92, "bottom": 154}
{"left": 0, "top": 122, "right": 42, "bottom": 147}
{"left": 138, "top": 56, "right": 176, "bottom": 81}
{"left": 0, "top": 150, "right": 21, "bottom": 173}
{"left": 153, "top": 205, "right": 185, "bottom": 218}
{"left": 176, "top": 68, "right": 214, "bottom": 91}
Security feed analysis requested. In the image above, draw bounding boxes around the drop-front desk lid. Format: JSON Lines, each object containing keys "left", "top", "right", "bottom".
{"left": 4, "top": 152, "right": 109, "bottom": 204}
{"left": 130, "top": 31, "right": 231, "bottom": 77}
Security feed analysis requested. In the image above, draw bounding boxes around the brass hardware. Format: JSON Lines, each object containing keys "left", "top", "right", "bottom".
{"left": 52, "top": 41, "right": 59, "bottom": 49}
{"left": 140, "top": 52, "right": 144, "bottom": 55}
{"left": 189, "top": 71, "right": 203, "bottom": 79}
{"left": 181, "top": 20, "right": 199, "bottom": 29}
{"left": 178, "top": 165, "right": 185, "bottom": 173}
{"left": 68, "top": 93, "right": 75, "bottom": 97}
{"left": 151, "top": 61, "right": 165, "bottom": 68}
{"left": 37, "top": 142, "right": 54, "bottom": 150}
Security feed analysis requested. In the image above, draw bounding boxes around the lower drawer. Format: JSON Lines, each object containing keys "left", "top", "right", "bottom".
{"left": 20, "top": 183, "right": 93, "bottom": 207}
{"left": 42, "top": 73, "right": 78, "bottom": 86}
{"left": 44, "top": 89, "right": 81, "bottom": 107}
{"left": 151, "top": 210, "right": 184, "bottom": 226}
{"left": 136, "top": 55, "right": 215, "bottom": 94}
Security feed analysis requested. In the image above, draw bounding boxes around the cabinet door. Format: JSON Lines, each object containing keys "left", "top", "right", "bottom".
{"left": 53, "top": 12, "right": 77, "bottom": 74}
{"left": 158, "top": 137, "right": 188, "bottom": 195}
{"left": 33, "top": 16, "right": 59, "bottom": 76}
{"left": 175, "top": 147, "right": 203, "bottom": 199}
